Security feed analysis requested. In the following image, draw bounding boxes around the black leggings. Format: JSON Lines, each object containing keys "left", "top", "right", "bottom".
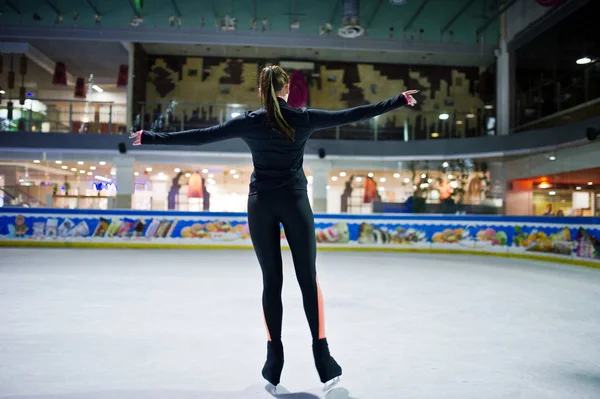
{"left": 247, "top": 189, "right": 326, "bottom": 342}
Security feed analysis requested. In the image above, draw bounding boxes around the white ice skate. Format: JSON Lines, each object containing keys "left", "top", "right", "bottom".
{"left": 323, "top": 376, "right": 340, "bottom": 391}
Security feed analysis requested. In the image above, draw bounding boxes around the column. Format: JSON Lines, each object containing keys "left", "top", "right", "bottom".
{"left": 113, "top": 155, "right": 135, "bottom": 209}
{"left": 488, "top": 161, "right": 507, "bottom": 208}
{"left": 125, "top": 42, "right": 135, "bottom": 133}
{"left": 0, "top": 168, "right": 18, "bottom": 206}
{"left": 311, "top": 160, "right": 331, "bottom": 213}
{"left": 150, "top": 174, "right": 169, "bottom": 211}
{"left": 496, "top": 8, "right": 513, "bottom": 137}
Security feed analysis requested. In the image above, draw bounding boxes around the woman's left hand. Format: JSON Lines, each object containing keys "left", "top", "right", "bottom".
{"left": 129, "top": 130, "right": 143, "bottom": 146}
{"left": 402, "top": 90, "right": 419, "bottom": 107}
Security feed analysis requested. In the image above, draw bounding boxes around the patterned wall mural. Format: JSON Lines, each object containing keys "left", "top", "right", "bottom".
{"left": 143, "top": 55, "right": 494, "bottom": 140}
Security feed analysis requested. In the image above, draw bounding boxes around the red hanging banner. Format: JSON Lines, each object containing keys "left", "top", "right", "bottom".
{"left": 74, "top": 77, "right": 86, "bottom": 98}
{"left": 52, "top": 62, "right": 67, "bottom": 86}
{"left": 117, "top": 65, "right": 128, "bottom": 88}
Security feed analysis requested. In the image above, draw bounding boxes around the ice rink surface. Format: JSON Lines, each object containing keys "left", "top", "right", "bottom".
{"left": 1, "top": 248, "right": 600, "bottom": 399}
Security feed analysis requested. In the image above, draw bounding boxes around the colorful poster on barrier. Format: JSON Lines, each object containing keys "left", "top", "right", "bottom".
{"left": 1, "top": 209, "right": 600, "bottom": 265}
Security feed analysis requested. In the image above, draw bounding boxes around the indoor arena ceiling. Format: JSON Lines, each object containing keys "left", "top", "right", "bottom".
{"left": 0, "top": 0, "right": 505, "bottom": 66}
{"left": 1, "top": 0, "right": 500, "bottom": 43}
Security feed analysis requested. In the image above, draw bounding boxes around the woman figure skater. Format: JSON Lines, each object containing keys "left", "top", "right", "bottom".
{"left": 131, "top": 65, "right": 418, "bottom": 389}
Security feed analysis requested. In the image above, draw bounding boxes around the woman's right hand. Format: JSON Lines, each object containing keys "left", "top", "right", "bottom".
{"left": 129, "top": 130, "right": 143, "bottom": 146}
{"left": 402, "top": 90, "right": 419, "bottom": 107}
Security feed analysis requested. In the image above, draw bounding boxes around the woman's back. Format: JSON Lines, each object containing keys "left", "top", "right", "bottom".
{"left": 243, "top": 98, "right": 312, "bottom": 194}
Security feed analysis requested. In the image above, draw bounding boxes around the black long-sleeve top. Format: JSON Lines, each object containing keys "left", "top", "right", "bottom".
{"left": 141, "top": 94, "right": 409, "bottom": 195}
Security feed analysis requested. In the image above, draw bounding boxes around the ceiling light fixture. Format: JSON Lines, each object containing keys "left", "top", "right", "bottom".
{"left": 61, "top": 165, "right": 68, "bottom": 170}
{"left": 55, "top": 160, "right": 62, "bottom": 164}
{"left": 92, "top": 85, "right": 103, "bottom": 93}
{"left": 393, "top": 173, "right": 400, "bottom": 178}
{"left": 174, "top": 168, "right": 181, "bottom": 173}
{"left": 90, "top": 166, "right": 96, "bottom": 170}
{"left": 33, "top": 160, "right": 40, "bottom": 163}
{"left": 202, "top": 169, "right": 209, "bottom": 173}
{"left": 576, "top": 57, "right": 592, "bottom": 65}
{"left": 431, "top": 132, "right": 440, "bottom": 138}
{"left": 549, "top": 191, "right": 556, "bottom": 196}
{"left": 77, "top": 161, "right": 84, "bottom": 165}
{"left": 99, "top": 161, "right": 106, "bottom": 166}
{"left": 146, "top": 167, "right": 152, "bottom": 172}
{"left": 331, "top": 176, "right": 338, "bottom": 181}
{"left": 356, "top": 177, "right": 363, "bottom": 182}
{"left": 438, "top": 113, "right": 449, "bottom": 120}
{"left": 339, "top": 172, "right": 347, "bottom": 177}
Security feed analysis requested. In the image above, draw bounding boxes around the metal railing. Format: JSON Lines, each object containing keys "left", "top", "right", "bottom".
{"left": 135, "top": 101, "right": 495, "bottom": 141}
{"left": 0, "top": 98, "right": 127, "bottom": 134}
{"left": 1, "top": 98, "right": 497, "bottom": 140}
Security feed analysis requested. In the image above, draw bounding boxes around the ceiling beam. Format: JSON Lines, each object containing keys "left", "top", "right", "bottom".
{"left": 440, "top": 0, "right": 477, "bottom": 35}
{"left": 43, "top": 0, "right": 62, "bottom": 17}
{"left": 0, "top": 26, "right": 494, "bottom": 60}
{"left": 85, "top": 0, "right": 102, "bottom": 16}
{"left": 328, "top": 0, "right": 341, "bottom": 24}
{"left": 403, "top": 0, "right": 430, "bottom": 33}
{"left": 127, "top": 0, "right": 142, "bottom": 18}
{"left": 365, "top": 0, "right": 386, "bottom": 29}
{"left": 508, "top": 0, "right": 593, "bottom": 52}
{"left": 5, "top": 0, "right": 22, "bottom": 16}
{"left": 476, "top": 0, "right": 520, "bottom": 37}
{"left": 25, "top": 44, "right": 75, "bottom": 85}
{"left": 171, "top": 0, "right": 182, "bottom": 18}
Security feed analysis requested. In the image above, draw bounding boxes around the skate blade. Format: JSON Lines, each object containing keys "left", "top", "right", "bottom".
{"left": 323, "top": 376, "right": 340, "bottom": 391}
{"left": 265, "top": 383, "right": 290, "bottom": 395}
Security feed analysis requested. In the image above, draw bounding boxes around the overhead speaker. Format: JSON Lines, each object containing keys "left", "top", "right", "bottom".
{"left": 118, "top": 142, "right": 127, "bottom": 154}
{"left": 318, "top": 148, "right": 326, "bottom": 159}
{"left": 586, "top": 127, "right": 599, "bottom": 142}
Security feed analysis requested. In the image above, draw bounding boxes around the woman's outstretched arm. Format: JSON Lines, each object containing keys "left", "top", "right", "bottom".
{"left": 130, "top": 115, "right": 247, "bottom": 146}
{"left": 305, "top": 90, "right": 418, "bottom": 131}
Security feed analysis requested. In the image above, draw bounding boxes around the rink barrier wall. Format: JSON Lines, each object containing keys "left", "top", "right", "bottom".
{"left": 1, "top": 207, "right": 600, "bottom": 268}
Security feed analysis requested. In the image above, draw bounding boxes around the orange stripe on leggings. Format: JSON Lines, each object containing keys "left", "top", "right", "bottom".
{"left": 316, "top": 276, "right": 326, "bottom": 339}
{"left": 263, "top": 308, "right": 272, "bottom": 342}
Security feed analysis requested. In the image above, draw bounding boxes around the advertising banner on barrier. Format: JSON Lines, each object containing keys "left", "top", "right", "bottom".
{"left": 1, "top": 208, "right": 600, "bottom": 265}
